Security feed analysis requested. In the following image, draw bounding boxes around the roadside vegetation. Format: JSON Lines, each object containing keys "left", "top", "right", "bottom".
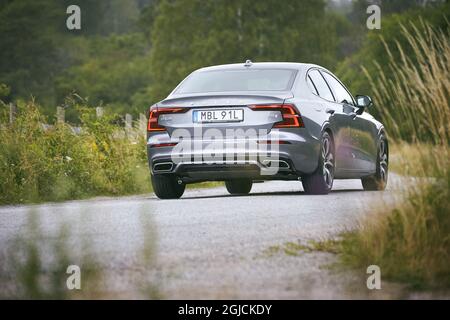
{"left": 0, "top": 97, "right": 150, "bottom": 205}
{"left": 339, "top": 21, "right": 449, "bottom": 289}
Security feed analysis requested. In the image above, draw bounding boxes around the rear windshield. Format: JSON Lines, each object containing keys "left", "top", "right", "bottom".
{"left": 175, "top": 69, "right": 297, "bottom": 93}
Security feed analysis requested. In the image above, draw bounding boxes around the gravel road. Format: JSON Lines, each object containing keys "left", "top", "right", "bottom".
{"left": 0, "top": 174, "right": 445, "bottom": 299}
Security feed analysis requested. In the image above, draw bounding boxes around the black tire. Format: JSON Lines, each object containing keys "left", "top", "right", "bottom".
{"left": 151, "top": 174, "right": 185, "bottom": 199}
{"left": 362, "top": 135, "right": 388, "bottom": 191}
{"left": 302, "top": 132, "right": 335, "bottom": 195}
{"left": 225, "top": 179, "right": 252, "bottom": 195}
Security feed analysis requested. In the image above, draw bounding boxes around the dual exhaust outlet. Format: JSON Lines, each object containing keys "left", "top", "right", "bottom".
{"left": 152, "top": 159, "right": 290, "bottom": 173}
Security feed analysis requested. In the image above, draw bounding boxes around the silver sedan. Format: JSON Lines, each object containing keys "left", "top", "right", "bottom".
{"left": 146, "top": 61, "right": 388, "bottom": 199}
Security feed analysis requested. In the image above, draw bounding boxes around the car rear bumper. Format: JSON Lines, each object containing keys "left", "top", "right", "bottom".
{"left": 147, "top": 130, "right": 320, "bottom": 181}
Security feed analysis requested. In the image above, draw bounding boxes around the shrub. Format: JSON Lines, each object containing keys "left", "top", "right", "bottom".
{"left": 0, "top": 99, "right": 150, "bottom": 204}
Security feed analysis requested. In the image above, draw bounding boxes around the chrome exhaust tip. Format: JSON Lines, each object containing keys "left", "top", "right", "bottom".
{"left": 153, "top": 162, "right": 174, "bottom": 172}
{"left": 262, "top": 159, "right": 290, "bottom": 170}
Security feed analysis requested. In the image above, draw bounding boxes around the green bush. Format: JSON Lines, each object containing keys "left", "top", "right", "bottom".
{"left": 0, "top": 99, "right": 150, "bottom": 204}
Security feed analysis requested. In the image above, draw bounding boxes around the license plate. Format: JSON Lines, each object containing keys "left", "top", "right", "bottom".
{"left": 193, "top": 109, "right": 244, "bottom": 123}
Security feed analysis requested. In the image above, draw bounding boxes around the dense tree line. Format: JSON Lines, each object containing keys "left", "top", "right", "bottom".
{"left": 0, "top": 0, "right": 448, "bottom": 122}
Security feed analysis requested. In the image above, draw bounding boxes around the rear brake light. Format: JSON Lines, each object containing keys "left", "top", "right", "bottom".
{"left": 249, "top": 104, "right": 304, "bottom": 128}
{"left": 147, "top": 106, "right": 187, "bottom": 132}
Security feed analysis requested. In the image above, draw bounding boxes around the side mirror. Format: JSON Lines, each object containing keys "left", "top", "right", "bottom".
{"left": 355, "top": 95, "right": 373, "bottom": 108}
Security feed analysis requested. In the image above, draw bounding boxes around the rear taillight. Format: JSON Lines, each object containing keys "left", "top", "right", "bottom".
{"left": 147, "top": 106, "right": 187, "bottom": 132}
{"left": 249, "top": 104, "right": 304, "bottom": 128}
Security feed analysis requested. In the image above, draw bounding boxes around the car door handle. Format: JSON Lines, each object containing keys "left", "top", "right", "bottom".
{"left": 325, "top": 108, "right": 335, "bottom": 115}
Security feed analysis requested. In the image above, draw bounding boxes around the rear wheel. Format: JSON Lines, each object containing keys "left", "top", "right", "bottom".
{"left": 151, "top": 174, "right": 185, "bottom": 199}
{"left": 361, "top": 135, "right": 388, "bottom": 191}
{"left": 225, "top": 179, "right": 252, "bottom": 195}
{"left": 302, "top": 132, "right": 335, "bottom": 195}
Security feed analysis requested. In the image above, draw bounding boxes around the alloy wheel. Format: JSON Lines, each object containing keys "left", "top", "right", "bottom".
{"left": 379, "top": 138, "right": 388, "bottom": 183}
{"left": 322, "top": 135, "right": 334, "bottom": 189}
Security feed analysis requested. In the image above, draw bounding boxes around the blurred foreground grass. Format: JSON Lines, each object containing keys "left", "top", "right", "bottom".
{"left": 0, "top": 209, "right": 159, "bottom": 299}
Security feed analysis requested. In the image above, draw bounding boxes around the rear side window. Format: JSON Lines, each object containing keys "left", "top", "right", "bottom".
{"left": 321, "top": 71, "right": 354, "bottom": 105}
{"left": 307, "top": 69, "right": 334, "bottom": 101}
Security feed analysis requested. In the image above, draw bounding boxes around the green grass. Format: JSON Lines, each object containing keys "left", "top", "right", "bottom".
{"left": 339, "top": 175, "right": 450, "bottom": 289}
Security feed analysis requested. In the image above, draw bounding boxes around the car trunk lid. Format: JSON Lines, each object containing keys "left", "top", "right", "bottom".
{"left": 156, "top": 92, "right": 294, "bottom": 137}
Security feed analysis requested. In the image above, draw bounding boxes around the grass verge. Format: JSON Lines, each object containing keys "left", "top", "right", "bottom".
{"left": 340, "top": 177, "right": 449, "bottom": 289}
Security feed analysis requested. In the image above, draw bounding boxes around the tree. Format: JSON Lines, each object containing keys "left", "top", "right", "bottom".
{"left": 0, "top": 0, "right": 66, "bottom": 106}
{"left": 146, "top": 0, "right": 346, "bottom": 103}
{"left": 336, "top": 2, "right": 450, "bottom": 119}
{"left": 55, "top": 33, "right": 152, "bottom": 120}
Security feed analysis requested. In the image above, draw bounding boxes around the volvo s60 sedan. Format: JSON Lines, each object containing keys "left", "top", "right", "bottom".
{"left": 146, "top": 61, "right": 388, "bottom": 199}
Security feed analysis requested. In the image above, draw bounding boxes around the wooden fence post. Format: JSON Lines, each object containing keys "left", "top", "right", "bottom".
{"left": 139, "top": 113, "right": 147, "bottom": 135}
{"left": 125, "top": 113, "right": 132, "bottom": 132}
{"left": 56, "top": 107, "right": 65, "bottom": 124}
{"left": 9, "top": 103, "right": 16, "bottom": 124}
{"left": 96, "top": 107, "right": 104, "bottom": 118}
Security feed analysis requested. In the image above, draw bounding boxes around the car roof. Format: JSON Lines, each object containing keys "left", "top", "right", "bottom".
{"left": 196, "top": 62, "right": 323, "bottom": 73}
